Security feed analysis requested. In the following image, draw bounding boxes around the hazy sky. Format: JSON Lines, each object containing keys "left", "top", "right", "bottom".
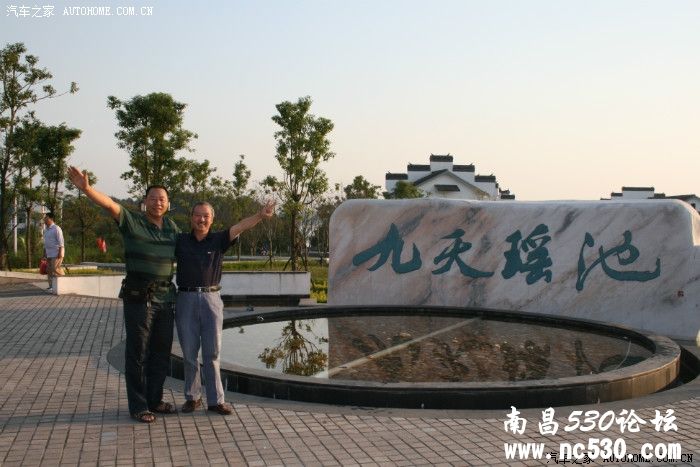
{"left": 3, "top": 1, "right": 699, "bottom": 200}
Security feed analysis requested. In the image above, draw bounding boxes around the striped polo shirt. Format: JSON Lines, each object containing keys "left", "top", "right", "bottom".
{"left": 118, "top": 205, "right": 179, "bottom": 302}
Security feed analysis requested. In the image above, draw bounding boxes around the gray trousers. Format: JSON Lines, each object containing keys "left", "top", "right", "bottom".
{"left": 175, "top": 291, "right": 225, "bottom": 405}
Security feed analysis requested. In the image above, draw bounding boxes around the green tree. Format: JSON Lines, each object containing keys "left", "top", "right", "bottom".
{"left": 229, "top": 154, "right": 252, "bottom": 260}
{"left": 107, "top": 92, "right": 197, "bottom": 197}
{"left": 385, "top": 180, "right": 424, "bottom": 199}
{"left": 344, "top": 175, "right": 381, "bottom": 199}
{"left": 313, "top": 184, "right": 344, "bottom": 262}
{"left": 269, "top": 96, "right": 334, "bottom": 271}
{"left": 0, "top": 42, "right": 77, "bottom": 269}
{"left": 64, "top": 171, "right": 99, "bottom": 263}
{"left": 9, "top": 117, "right": 43, "bottom": 267}
{"left": 34, "top": 123, "right": 81, "bottom": 213}
{"left": 182, "top": 158, "right": 225, "bottom": 201}
{"left": 251, "top": 181, "right": 286, "bottom": 264}
{"left": 231, "top": 154, "right": 251, "bottom": 198}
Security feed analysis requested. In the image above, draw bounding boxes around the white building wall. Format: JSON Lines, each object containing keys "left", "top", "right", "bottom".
{"left": 417, "top": 172, "right": 483, "bottom": 200}
{"left": 406, "top": 170, "right": 430, "bottom": 182}
{"left": 429, "top": 160, "right": 453, "bottom": 172}
{"left": 621, "top": 189, "right": 654, "bottom": 200}
{"left": 474, "top": 181, "right": 498, "bottom": 198}
{"left": 454, "top": 171, "right": 475, "bottom": 184}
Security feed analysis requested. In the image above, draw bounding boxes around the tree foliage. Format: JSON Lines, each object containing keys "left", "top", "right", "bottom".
{"left": 269, "top": 96, "right": 334, "bottom": 271}
{"left": 344, "top": 175, "right": 381, "bottom": 199}
{"left": 0, "top": 42, "right": 77, "bottom": 269}
{"left": 385, "top": 180, "right": 424, "bottom": 199}
{"left": 231, "top": 154, "right": 251, "bottom": 198}
{"left": 9, "top": 117, "right": 43, "bottom": 267}
{"left": 108, "top": 92, "right": 196, "bottom": 197}
{"left": 64, "top": 171, "right": 100, "bottom": 262}
{"left": 34, "top": 123, "right": 81, "bottom": 213}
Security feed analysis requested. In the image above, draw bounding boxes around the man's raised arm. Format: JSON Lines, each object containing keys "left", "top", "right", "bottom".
{"left": 228, "top": 200, "right": 276, "bottom": 242}
{"left": 68, "top": 166, "right": 121, "bottom": 220}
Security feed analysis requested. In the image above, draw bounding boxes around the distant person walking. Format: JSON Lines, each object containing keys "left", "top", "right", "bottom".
{"left": 42, "top": 212, "right": 64, "bottom": 291}
{"left": 68, "top": 165, "right": 179, "bottom": 424}
{"left": 176, "top": 200, "right": 274, "bottom": 415}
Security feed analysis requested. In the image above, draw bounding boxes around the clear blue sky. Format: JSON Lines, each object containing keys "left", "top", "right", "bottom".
{"left": 2, "top": 0, "right": 699, "bottom": 200}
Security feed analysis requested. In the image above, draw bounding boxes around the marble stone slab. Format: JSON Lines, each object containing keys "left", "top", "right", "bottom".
{"left": 329, "top": 199, "right": 700, "bottom": 341}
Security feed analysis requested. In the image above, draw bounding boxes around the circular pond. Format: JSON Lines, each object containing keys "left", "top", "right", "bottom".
{"left": 176, "top": 306, "right": 683, "bottom": 409}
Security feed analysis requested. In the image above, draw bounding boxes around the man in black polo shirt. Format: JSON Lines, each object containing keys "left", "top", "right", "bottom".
{"left": 176, "top": 200, "right": 274, "bottom": 415}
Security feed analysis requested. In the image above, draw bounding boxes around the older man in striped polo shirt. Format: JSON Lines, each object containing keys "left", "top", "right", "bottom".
{"left": 68, "top": 166, "right": 179, "bottom": 424}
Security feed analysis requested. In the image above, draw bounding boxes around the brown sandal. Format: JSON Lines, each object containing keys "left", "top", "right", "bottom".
{"left": 150, "top": 401, "right": 177, "bottom": 414}
{"left": 132, "top": 411, "right": 156, "bottom": 423}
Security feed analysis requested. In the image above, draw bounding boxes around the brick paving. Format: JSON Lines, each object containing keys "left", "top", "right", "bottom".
{"left": 0, "top": 277, "right": 698, "bottom": 466}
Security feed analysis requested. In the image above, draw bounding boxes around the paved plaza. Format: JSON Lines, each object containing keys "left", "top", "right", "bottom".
{"left": 0, "top": 277, "right": 698, "bottom": 466}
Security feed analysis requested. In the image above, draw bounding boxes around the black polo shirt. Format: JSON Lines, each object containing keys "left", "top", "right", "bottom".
{"left": 175, "top": 230, "right": 237, "bottom": 288}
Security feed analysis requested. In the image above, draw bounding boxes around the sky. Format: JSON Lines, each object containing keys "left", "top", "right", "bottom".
{"left": 2, "top": 0, "right": 699, "bottom": 201}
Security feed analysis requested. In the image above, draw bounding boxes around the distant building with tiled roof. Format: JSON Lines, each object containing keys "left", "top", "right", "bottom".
{"left": 602, "top": 186, "right": 700, "bottom": 213}
{"left": 385, "top": 154, "right": 514, "bottom": 200}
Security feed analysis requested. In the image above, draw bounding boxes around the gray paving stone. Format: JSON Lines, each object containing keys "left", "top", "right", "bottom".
{"left": 0, "top": 278, "right": 698, "bottom": 466}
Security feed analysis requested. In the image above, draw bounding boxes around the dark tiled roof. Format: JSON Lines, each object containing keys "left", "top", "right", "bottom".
{"left": 622, "top": 186, "right": 654, "bottom": 192}
{"left": 453, "top": 164, "right": 475, "bottom": 172}
{"left": 407, "top": 164, "right": 430, "bottom": 171}
{"left": 475, "top": 175, "right": 496, "bottom": 182}
{"left": 429, "top": 154, "right": 453, "bottom": 162}
{"left": 413, "top": 169, "right": 447, "bottom": 185}
{"left": 385, "top": 173, "right": 408, "bottom": 180}
{"left": 667, "top": 194, "right": 698, "bottom": 201}
{"left": 611, "top": 192, "right": 622, "bottom": 197}
{"left": 500, "top": 194, "right": 516, "bottom": 200}
{"left": 652, "top": 193, "right": 667, "bottom": 199}
{"left": 434, "top": 184, "right": 460, "bottom": 192}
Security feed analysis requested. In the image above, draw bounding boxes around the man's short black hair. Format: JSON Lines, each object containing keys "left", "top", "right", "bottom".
{"left": 45, "top": 212, "right": 55, "bottom": 220}
{"left": 145, "top": 185, "right": 169, "bottom": 198}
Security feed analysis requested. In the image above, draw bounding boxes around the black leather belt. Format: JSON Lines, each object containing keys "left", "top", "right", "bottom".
{"left": 178, "top": 285, "right": 221, "bottom": 293}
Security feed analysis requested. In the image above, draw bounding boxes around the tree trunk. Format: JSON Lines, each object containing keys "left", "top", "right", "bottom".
{"left": 80, "top": 226, "right": 85, "bottom": 263}
{"left": 24, "top": 206, "right": 32, "bottom": 268}
{"left": 0, "top": 177, "right": 10, "bottom": 270}
{"left": 290, "top": 211, "right": 297, "bottom": 271}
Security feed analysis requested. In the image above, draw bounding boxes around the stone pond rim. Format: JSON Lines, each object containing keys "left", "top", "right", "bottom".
{"left": 169, "top": 306, "right": 692, "bottom": 410}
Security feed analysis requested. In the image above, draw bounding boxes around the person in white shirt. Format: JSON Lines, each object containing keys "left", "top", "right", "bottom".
{"left": 43, "top": 212, "right": 64, "bottom": 291}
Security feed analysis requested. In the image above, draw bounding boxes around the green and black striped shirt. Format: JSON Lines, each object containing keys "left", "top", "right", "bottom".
{"left": 118, "top": 205, "right": 179, "bottom": 302}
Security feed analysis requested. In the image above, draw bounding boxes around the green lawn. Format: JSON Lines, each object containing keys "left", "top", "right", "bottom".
{"left": 17, "top": 260, "right": 331, "bottom": 303}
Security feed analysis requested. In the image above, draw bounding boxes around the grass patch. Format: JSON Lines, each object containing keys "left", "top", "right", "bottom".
{"left": 14, "top": 267, "right": 122, "bottom": 275}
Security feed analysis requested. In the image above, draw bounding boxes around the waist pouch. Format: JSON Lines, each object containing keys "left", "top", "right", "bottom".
{"left": 119, "top": 279, "right": 172, "bottom": 303}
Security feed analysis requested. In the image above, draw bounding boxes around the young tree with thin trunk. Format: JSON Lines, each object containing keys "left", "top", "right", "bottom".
{"left": 269, "top": 96, "right": 334, "bottom": 271}
{"left": 34, "top": 123, "right": 81, "bottom": 213}
{"left": 9, "top": 117, "right": 42, "bottom": 267}
{"left": 0, "top": 42, "right": 77, "bottom": 269}
{"left": 107, "top": 92, "right": 196, "bottom": 197}
{"left": 344, "top": 175, "right": 381, "bottom": 200}
{"left": 64, "top": 171, "right": 99, "bottom": 263}
{"left": 230, "top": 154, "right": 251, "bottom": 260}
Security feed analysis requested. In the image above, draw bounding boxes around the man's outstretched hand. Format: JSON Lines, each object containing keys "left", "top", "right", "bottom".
{"left": 68, "top": 166, "right": 90, "bottom": 192}
{"left": 259, "top": 199, "right": 276, "bottom": 220}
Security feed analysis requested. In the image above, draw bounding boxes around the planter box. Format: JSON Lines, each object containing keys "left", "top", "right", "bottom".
{"left": 0, "top": 270, "right": 45, "bottom": 280}
{"left": 55, "top": 274, "right": 124, "bottom": 299}
{"left": 219, "top": 271, "right": 311, "bottom": 306}
{"left": 50, "top": 270, "right": 311, "bottom": 304}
